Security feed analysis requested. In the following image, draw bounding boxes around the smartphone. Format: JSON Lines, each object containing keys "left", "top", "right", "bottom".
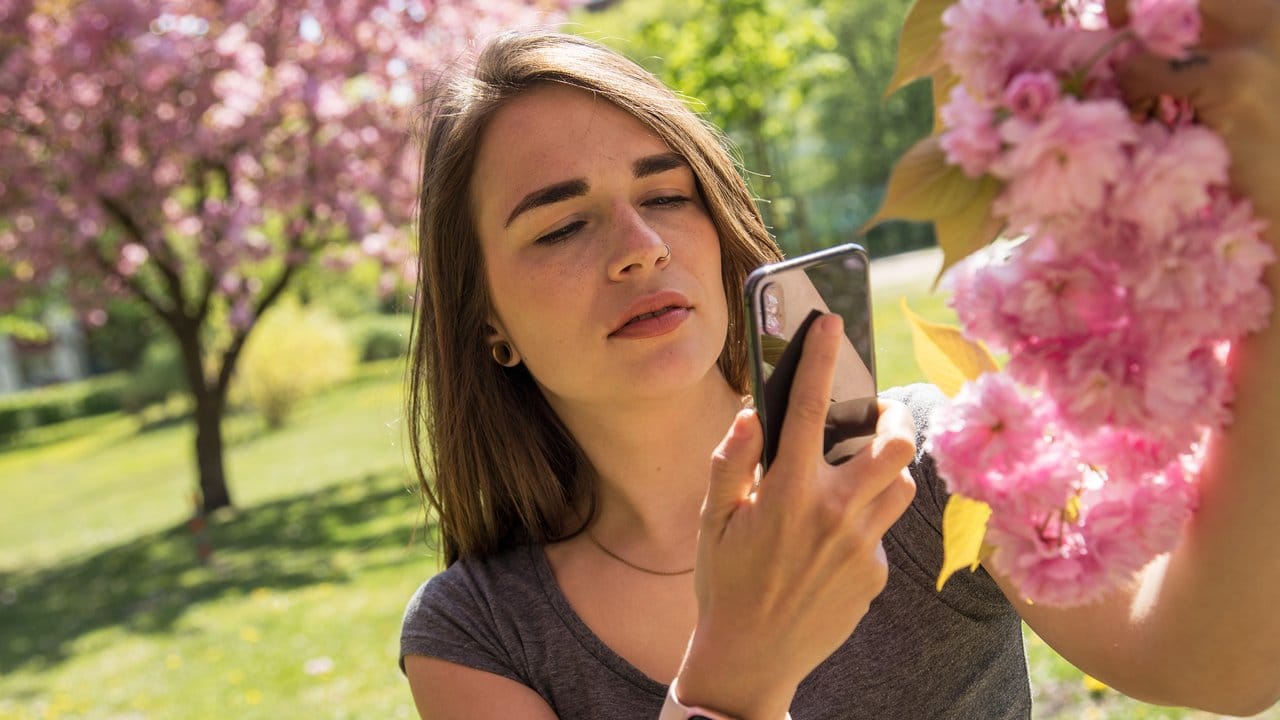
{"left": 744, "top": 243, "right": 878, "bottom": 469}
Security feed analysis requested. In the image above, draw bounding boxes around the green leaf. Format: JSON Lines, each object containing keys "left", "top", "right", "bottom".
{"left": 937, "top": 493, "right": 992, "bottom": 592}
{"left": 933, "top": 174, "right": 1004, "bottom": 286}
{"left": 900, "top": 297, "right": 998, "bottom": 397}
{"left": 862, "top": 135, "right": 987, "bottom": 226}
{"left": 885, "top": 0, "right": 953, "bottom": 97}
{"left": 860, "top": 134, "right": 1004, "bottom": 285}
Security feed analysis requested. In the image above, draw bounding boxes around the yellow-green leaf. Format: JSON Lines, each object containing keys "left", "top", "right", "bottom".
{"left": 932, "top": 174, "right": 1004, "bottom": 287}
{"left": 938, "top": 494, "right": 992, "bottom": 592}
{"left": 901, "top": 297, "right": 998, "bottom": 397}
{"left": 862, "top": 135, "right": 990, "bottom": 228}
{"left": 885, "top": 0, "right": 953, "bottom": 97}
{"left": 1082, "top": 674, "right": 1111, "bottom": 694}
{"left": 1064, "top": 493, "right": 1082, "bottom": 523}
{"left": 861, "top": 123, "right": 1005, "bottom": 282}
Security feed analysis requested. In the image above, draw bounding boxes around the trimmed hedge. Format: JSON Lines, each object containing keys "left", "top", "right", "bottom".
{"left": 0, "top": 372, "right": 130, "bottom": 442}
{"left": 347, "top": 314, "right": 412, "bottom": 362}
{"left": 0, "top": 314, "right": 412, "bottom": 441}
{"left": 119, "top": 340, "right": 186, "bottom": 413}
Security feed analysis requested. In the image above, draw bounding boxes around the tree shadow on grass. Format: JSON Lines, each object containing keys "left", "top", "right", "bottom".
{"left": 0, "top": 413, "right": 136, "bottom": 456}
{"left": 0, "top": 471, "right": 437, "bottom": 677}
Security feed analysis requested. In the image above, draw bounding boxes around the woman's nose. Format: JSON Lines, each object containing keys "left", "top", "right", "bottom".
{"left": 607, "top": 203, "right": 668, "bottom": 280}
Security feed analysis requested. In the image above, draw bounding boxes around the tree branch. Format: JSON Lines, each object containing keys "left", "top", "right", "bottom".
{"left": 191, "top": 158, "right": 218, "bottom": 326}
{"left": 98, "top": 196, "right": 191, "bottom": 321}
{"left": 214, "top": 256, "right": 299, "bottom": 397}
{"left": 84, "top": 240, "right": 180, "bottom": 332}
{"left": 194, "top": 157, "right": 240, "bottom": 326}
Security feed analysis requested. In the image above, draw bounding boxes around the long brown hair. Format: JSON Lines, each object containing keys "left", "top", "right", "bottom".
{"left": 407, "top": 31, "right": 782, "bottom": 565}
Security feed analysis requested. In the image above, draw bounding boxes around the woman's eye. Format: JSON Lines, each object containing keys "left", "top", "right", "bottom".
{"left": 645, "top": 195, "right": 690, "bottom": 208}
{"left": 535, "top": 220, "right": 585, "bottom": 245}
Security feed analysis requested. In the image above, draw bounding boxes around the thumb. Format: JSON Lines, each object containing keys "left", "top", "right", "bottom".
{"left": 703, "top": 409, "right": 763, "bottom": 528}
{"left": 1197, "top": 0, "right": 1279, "bottom": 48}
{"left": 1118, "top": 49, "right": 1220, "bottom": 114}
{"left": 1105, "top": 0, "right": 1128, "bottom": 28}
{"left": 1107, "top": 0, "right": 1276, "bottom": 48}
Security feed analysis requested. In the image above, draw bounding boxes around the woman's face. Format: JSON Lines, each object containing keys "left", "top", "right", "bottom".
{"left": 470, "top": 84, "right": 729, "bottom": 410}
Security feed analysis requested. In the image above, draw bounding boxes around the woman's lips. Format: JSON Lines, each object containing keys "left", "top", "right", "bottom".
{"left": 611, "top": 290, "right": 693, "bottom": 338}
{"left": 610, "top": 306, "right": 691, "bottom": 339}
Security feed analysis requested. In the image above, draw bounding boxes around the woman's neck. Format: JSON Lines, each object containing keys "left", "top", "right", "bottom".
{"left": 549, "top": 371, "right": 746, "bottom": 552}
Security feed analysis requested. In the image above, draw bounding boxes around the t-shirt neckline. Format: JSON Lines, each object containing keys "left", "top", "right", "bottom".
{"left": 526, "top": 543, "right": 670, "bottom": 697}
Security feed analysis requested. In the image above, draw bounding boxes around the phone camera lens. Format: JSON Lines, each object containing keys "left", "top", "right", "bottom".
{"left": 762, "top": 282, "right": 784, "bottom": 337}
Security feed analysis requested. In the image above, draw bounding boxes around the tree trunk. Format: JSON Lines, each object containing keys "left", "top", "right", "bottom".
{"left": 172, "top": 319, "right": 235, "bottom": 513}
{"left": 193, "top": 386, "right": 232, "bottom": 513}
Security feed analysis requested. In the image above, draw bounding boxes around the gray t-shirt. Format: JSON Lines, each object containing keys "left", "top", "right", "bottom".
{"left": 401, "top": 384, "right": 1031, "bottom": 718}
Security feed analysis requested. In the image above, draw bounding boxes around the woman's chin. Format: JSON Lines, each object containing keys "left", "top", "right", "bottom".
{"left": 617, "top": 353, "right": 728, "bottom": 401}
{"left": 533, "top": 344, "right": 728, "bottom": 409}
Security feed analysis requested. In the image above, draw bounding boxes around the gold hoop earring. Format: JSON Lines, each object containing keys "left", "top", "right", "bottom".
{"left": 491, "top": 340, "right": 519, "bottom": 367}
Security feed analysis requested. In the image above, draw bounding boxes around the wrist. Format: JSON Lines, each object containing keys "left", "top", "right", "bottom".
{"left": 661, "top": 678, "right": 794, "bottom": 720}
{"left": 674, "top": 633, "right": 798, "bottom": 720}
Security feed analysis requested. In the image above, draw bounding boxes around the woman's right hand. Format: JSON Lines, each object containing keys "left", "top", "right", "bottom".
{"left": 673, "top": 313, "right": 918, "bottom": 719}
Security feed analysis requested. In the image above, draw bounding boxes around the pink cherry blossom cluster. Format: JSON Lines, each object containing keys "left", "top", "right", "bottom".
{"left": 926, "top": 0, "right": 1274, "bottom": 605}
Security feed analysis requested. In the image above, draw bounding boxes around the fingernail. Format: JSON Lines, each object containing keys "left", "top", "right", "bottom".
{"left": 1169, "top": 53, "right": 1209, "bottom": 71}
{"left": 823, "top": 313, "right": 844, "bottom": 335}
{"left": 726, "top": 408, "right": 756, "bottom": 445}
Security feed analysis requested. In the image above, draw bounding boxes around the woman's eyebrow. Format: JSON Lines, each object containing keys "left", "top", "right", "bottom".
{"left": 503, "top": 153, "right": 687, "bottom": 229}
{"left": 634, "top": 152, "right": 688, "bottom": 178}
{"left": 504, "top": 179, "right": 588, "bottom": 228}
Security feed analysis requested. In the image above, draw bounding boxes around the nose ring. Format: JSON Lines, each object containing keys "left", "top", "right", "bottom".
{"left": 658, "top": 243, "right": 671, "bottom": 263}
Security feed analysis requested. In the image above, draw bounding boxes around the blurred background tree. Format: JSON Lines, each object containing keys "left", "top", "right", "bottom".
{"left": 0, "top": 0, "right": 931, "bottom": 511}
{"left": 575, "top": 0, "right": 934, "bottom": 256}
{"left": 0, "top": 0, "right": 571, "bottom": 513}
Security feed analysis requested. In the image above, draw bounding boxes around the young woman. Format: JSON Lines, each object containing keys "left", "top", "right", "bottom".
{"left": 400, "top": 26, "right": 1280, "bottom": 720}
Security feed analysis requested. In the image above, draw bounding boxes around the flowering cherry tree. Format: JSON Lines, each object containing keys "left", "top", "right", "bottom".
{"left": 0, "top": 0, "right": 570, "bottom": 512}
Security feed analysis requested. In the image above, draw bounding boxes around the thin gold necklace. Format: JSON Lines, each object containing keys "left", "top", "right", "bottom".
{"left": 586, "top": 532, "right": 695, "bottom": 576}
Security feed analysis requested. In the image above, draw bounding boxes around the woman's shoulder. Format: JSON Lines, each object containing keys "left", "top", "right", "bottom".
{"left": 880, "top": 383, "right": 946, "bottom": 434}
{"left": 880, "top": 382, "right": 946, "bottom": 468}
{"left": 405, "top": 543, "right": 543, "bottom": 619}
{"left": 400, "top": 543, "right": 551, "bottom": 680}
{"left": 878, "top": 383, "right": 950, "bottom": 524}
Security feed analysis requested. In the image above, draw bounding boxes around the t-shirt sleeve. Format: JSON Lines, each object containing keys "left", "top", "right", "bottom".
{"left": 881, "top": 382, "right": 951, "bottom": 527}
{"left": 399, "top": 561, "right": 526, "bottom": 686}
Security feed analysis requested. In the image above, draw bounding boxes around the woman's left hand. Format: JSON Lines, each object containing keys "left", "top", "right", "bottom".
{"left": 672, "top": 313, "right": 918, "bottom": 719}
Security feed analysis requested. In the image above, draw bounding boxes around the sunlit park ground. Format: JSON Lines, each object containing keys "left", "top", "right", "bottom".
{"left": 1, "top": 252, "right": 1277, "bottom": 720}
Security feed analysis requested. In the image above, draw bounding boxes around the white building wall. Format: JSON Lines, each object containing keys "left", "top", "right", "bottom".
{"left": 46, "top": 310, "right": 87, "bottom": 383}
{"left": 0, "top": 337, "right": 19, "bottom": 395}
{"left": 0, "top": 308, "right": 91, "bottom": 396}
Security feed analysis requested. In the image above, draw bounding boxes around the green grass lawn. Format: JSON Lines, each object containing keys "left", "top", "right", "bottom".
{"left": 872, "top": 267, "right": 953, "bottom": 391}
{"left": 0, "top": 360, "right": 431, "bottom": 720}
{"left": 0, "top": 280, "right": 1275, "bottom": 719}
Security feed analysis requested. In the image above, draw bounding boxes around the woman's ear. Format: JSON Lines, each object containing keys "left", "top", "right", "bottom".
{"left": 485, "top": 321, "right": 521, "bottom": 368}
